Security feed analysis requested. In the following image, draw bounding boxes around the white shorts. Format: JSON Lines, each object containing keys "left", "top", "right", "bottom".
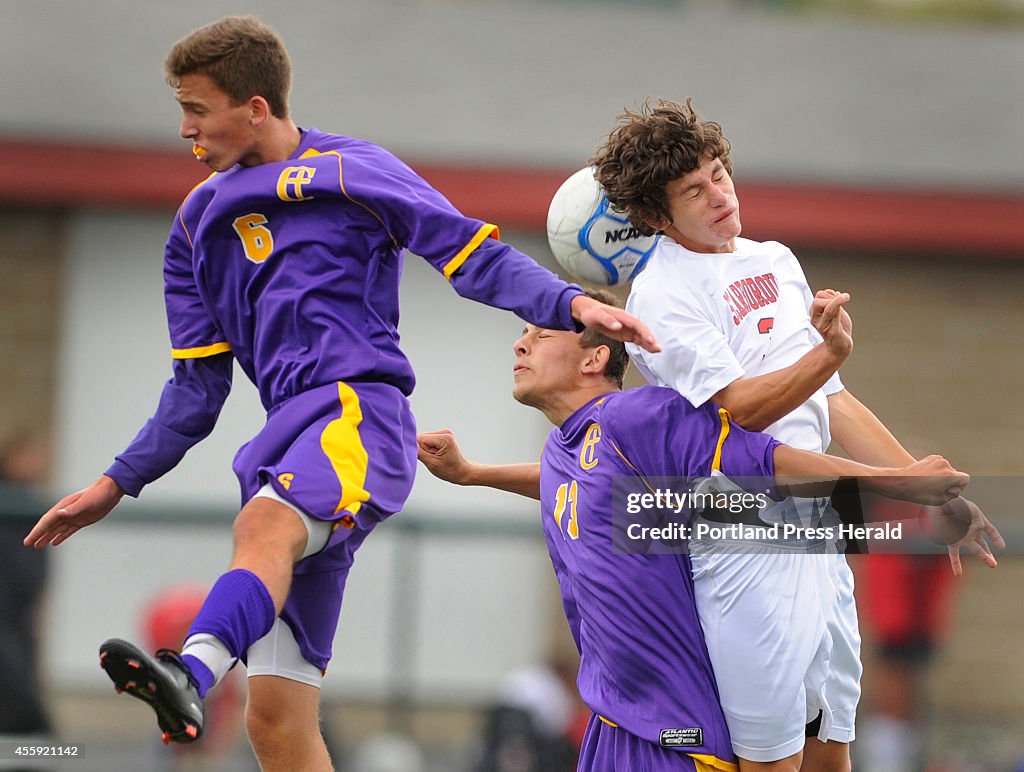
{"left": 246, "top": 617, "right": 323, "bottom": 688}
{"left": 691, "top": 549, "right": 860, "bottom": 762}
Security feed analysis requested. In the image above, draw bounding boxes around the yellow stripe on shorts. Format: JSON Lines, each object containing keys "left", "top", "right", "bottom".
{"left": 320, "top": 382, "right": 371, "bottom": 516}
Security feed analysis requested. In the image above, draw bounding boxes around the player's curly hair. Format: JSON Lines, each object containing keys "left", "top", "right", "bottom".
{"left": 591, "top": 98, "right": 732, "bottom": 237}
{"left": 579, "top": 290, "right": 629, "bottom": 389}
{"left": 164, "top": 16, "right": 292, "bottom": 119}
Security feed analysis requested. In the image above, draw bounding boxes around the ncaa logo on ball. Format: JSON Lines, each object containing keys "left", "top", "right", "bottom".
{"left": 547, "top": 166, "right": 660, "bottom": 287}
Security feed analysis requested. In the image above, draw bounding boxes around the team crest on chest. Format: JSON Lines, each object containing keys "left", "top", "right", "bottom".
{"left": 277, "top": 166, "right": 317, "bottom": 202}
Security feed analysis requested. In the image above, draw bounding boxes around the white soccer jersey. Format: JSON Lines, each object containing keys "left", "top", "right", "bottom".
{"left": 626, "top": 235, "right": 843, "bottom": 452}
{"left": 625, "top": 235, "right": 861, "bottom": 759}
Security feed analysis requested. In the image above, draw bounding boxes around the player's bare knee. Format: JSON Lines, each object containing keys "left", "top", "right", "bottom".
{"left": 245, "top": 709, "right": 286, "bottom": 749}
{"left": 246, "top": 676, "right": 323, "bottom": 738}
{"left": 246, "top": 692, "right": 316, "bottom": 747}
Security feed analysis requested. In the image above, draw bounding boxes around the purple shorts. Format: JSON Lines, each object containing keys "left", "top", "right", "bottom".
{"left": 579, "top": 715, "right": 738, "bottom": 772}
{"left": 232, "top": 380, "right": 417, "bottom": 670}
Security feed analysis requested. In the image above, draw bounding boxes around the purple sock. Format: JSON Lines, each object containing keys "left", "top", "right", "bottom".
{"left": 185, "top": 568, "right": 276, "bottom": 661}
{"left": 179, "top": 654, "right": 215, "bottom": 698}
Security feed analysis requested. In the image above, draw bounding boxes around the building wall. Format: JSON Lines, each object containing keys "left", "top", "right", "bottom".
{"left": 0, "top": 210, "right": 64, "bottom": 443}
{"left": 801, "top": 250, "right": 1024, "bottom": 473}
{"left": 1, "top": 0, "right": 1022, "bottom": 189}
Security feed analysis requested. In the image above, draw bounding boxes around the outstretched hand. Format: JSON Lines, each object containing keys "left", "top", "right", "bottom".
{"left": 810, "top": 289, "right": 852, "bottom": 361}
{"left": 417, "top": 429, "right": 472, "bottom": 485}
{"left": 570, "top": 295, "right": 660, "bottom": 353}
{"left": 23, "top": 475, "right": 124, "bottom": 549}
{"left": 923, "top": 496, "right": 1005, "bottom": 576}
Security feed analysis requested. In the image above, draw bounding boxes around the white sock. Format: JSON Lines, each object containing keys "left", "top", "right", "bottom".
{"left": 181, "top": 633, "right": 236, "bottom": 686}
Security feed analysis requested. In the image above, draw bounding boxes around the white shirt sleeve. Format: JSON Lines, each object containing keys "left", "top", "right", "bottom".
{"left": 626, "top": 276, "right": 745, "bottom": 408}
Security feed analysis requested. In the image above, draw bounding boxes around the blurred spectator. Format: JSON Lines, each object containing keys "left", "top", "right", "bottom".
{"left": 472, "top": 656, "right": 587, "bottom": 772}
{"left": 854, "top": 499, "right": 958, "bottom": 772}
{"left": 0, "top": 433, "right": 53, "bottom": 759}
{"left": 348, "top": 733, "right": 425, "bottom": 772}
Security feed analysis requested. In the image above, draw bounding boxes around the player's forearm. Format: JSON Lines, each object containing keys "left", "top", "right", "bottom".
{"left": 774, "top": 446, "right": 919, "bottom": 503}
{"left": 713, "top": 343, "right": 843, "bottom": 431}
{"left": 772, "top": 445, "right": 880, "bottom": 497}
{"left": 448, "top": 238, "right": 584, "bottom": 333}
{"left": 460, "top": 462, "right": 541, "bottom": 500}
{"left": 827, "top": 389, "right": 915, "bottom": 466}
{"left": 773, "top": 445, "right": 963, "bottom": 506}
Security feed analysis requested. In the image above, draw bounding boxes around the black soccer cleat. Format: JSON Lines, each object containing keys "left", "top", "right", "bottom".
{"left": 99, "top": 638, "right": 204, "bottom": 744}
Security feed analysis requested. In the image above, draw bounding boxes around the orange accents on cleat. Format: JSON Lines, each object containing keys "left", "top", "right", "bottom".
{"left": 98, "top": 639, "right": 204, "bottom": 746}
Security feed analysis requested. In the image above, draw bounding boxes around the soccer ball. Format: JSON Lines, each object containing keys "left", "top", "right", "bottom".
{"left": 546, "top": 167, "right": 660, "bottom": 286}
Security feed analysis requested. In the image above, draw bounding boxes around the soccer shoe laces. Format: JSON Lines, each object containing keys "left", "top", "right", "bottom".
{"left": 154, "top": 648, "right": 201, "bottom": 691}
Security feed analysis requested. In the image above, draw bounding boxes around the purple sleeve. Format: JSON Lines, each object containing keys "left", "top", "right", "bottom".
{"left": 105, "top": 354, "right": 233, "bottom": 497}
{"left": 446, "top": 236, "right": 585, "bottom": 331}
{"left": 165, "top": 212, "right": 230, "bottom": 355}
{"left": 602, "top": 387, "right": 778, "bottom": 484}
{"left": 341, "top": 147, "right": 585, "bottom": 331}
{"left": 720, "top": 424, "right": 780, "bottom": 489}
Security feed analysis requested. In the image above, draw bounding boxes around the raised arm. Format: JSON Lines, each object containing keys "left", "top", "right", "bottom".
{"left": 333, "top": 147, "right": 659, "bottom": 354}
{"left": 417, "top": 429, "right": 541, "bottom": 500}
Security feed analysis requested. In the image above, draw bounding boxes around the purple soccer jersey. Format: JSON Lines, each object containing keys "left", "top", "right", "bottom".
{"left": 539, "top": 385, "right": 779, "bottom": 765}
{"left": 107, "top": 128, "right": 584, "bottom": 495}
{"left": 164, "top": 128, "right": 582, "bottom": 407}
